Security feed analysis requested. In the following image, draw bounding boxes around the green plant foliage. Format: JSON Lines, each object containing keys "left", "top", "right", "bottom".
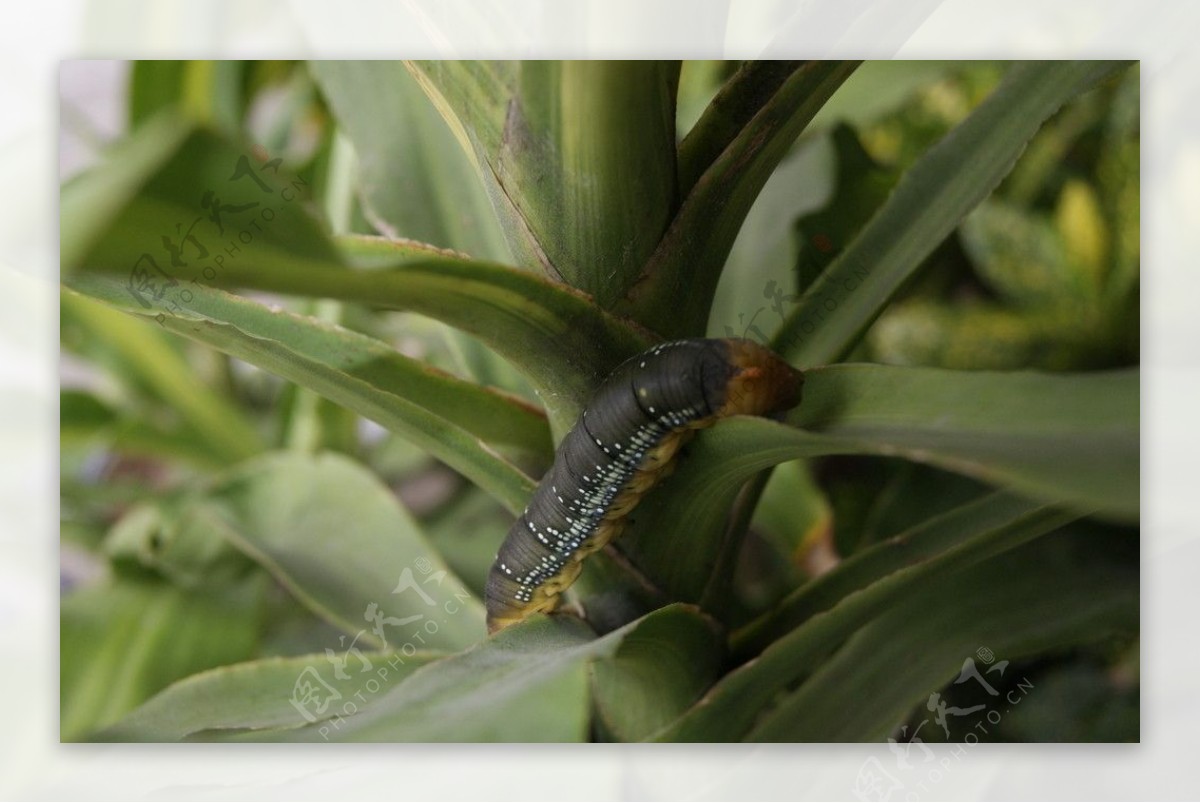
{"left": 624, "top": 61, "right": 859, "bottom": 336}
{"left": 61, "top": 122, "right": 651, "bottom": 436}
{"left": 869, "top": 68, "right": 1140, "bottom": 371}
{"left": 772, "top": 60, "right": 1126, "bottom": 367}
{"left": 61, "top": 573, "right": 265, "bottom": 740}
{"left": 406, "top": 61, "right": 679, "bottom": 309}
{"left": 745, "top": 524, "right": 1137, "bottom": 741}
{"left": 792, "top": 123, "right": 900, "bottom": 294}
{"left": 307, "top": 61, "right": 512, "bottom": 261}
{"left": 95, "top": 650, "right": 444, "bottom": 741}
{"left": 64, "top": 275, "right": 546, "bottom": 511}
{"left": 60, "top": 59, "right": 1139, "bottom": 743}
{"left": 193, "top": 452, "right": 486, "bottom": 650}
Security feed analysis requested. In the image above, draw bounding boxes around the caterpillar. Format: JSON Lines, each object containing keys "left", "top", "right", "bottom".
{"left": 485, "top": 338, "right": 804, "bottom": 633}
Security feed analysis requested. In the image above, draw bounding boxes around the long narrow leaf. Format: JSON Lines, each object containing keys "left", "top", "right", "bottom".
{"left": 657, "top": 503, "right": 1078, "bottom": 741}
{"left": 406, "top": 60, "right": 680, "bottom": 308}
{"left": 786, "top": 363, "right": 1139, "bottom": 520}
{"left": 61, "top": 389, "right": 231, "bottom": 469}
{"left": 747, "top": 526, "right": 1137, "bottom": 741}
{"left": 97, "top": 650, "right": 443, "bottom": 741}
{"left": 61, "top": 574, "right": 263, "bottom": 740}
{"left": 253, "top": 604, "right": 707, "bottom": 742}
{"left": 772, "top": 60, "right": 1128, "bottom": 365}
{"left": 65, "top": 274, "right": 547, "bottom": 512}
{"left": 61, "top": 121, "right": 652, "bottom": 436}
{"left": 61, "top": 291, "right": 264, "bottom": 463}
{"left": 590, "top": 605, "right": 724, "bottom": 742}
{"left": 676, "top": 61, "right": 804, "bottom": 196}
{"left": 200, "top": 452, "right": 487, "bottom": 650}
{"left": 308, "top": 61, "right": 512, "bottom": 261}
{"left": 623, "top": 61, "right": 859, "bottom": 336}
{"left": 105, "top": 606, "right": 713, "bottom": 743}
{"left": 338, "top": 235, "right": 653, "bottom": 433}
{"left": 620, "top": 362, "right": 1135, "bottom": 608}
{"left": 732, "top": 492, "right": 1059, "bottom": 657}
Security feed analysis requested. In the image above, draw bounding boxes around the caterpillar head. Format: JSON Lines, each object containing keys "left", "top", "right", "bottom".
{"left": 718, "top": 339, "right": 805, "bottom": 419}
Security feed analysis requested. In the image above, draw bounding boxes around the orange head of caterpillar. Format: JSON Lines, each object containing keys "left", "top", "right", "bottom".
{"left": 718, "top": 339, "right": 805, "bottom": 419}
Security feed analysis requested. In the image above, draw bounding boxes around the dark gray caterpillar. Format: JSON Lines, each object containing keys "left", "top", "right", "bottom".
{"left": 484, "top": 338, "right": 804, "bottom": 633}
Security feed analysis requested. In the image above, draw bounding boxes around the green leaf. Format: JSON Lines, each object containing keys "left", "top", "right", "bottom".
{"left": 786, "top": 364, "right": 1138, "bottom": 519}
{"left": 807, "top": 61, "right": 967, "bottom": 130}
{"left": 676, "top": 61, "right": 804, "bottom": 196}
{"left": 1001, "top": 73, "right": 1108, "bottom": 205}
{"left": 422, "top": 487, "right": 514, "bottom": 598}
{"left": 990, "top": 657, "right": 1139, "bottom": 742}
{"left": 617, "top": 431, "right": 767, "bottom": 606}
{"left": 61, "top": 574, "right": 264, "bottom": 740}
{"left": 732, "top": 492, "right": 1057, "bottom": 657}
{"left": 247, "top": 603, "right": 703, "bottom": 742}
{"left": 706, "top": 133, "right": 832, "bottom": 340}
{"left": 831, "top": 463, "right": 993, "bottom": 556}
{"left": 624, "top": 61, "right": 859, "bottom": 336}
{"left": 61, "top": 389, "right": 119, "bottom": 436}
{"left": 1096, "top": 68, "right": 1140, "bottom": 307}
{"left": 66, "top": 123, "right": 341, "bottom": 278}
{"left": 746, "top": 525, "right": 1137, "bottom": 740}
{"left": 960, "top": 200, "right": 1075, "bottom": 308}
{"left": 675, "top": 60, "right": 732, "bottom": 138}
{"left": 751, "top": 458, "right": 831, "bottom": 567}
{"left": 656, "top": 501, "right": 1080, "bottom": 741}
{"left": 337, "top": 235, "right": 653, "bottom": 434}
{"left": 253, "top": 616, "right": 605, "bottom": 741}
{"left": 308, "top": 61, "right": 512, "bottom": 261}
{"left": 61, "top": 291, "right": 265, "bottom": 463}
{"left": 63, "top": 274, "right": 547, "bottom": 511}
{"left": 406, "top": 60, "right": 679, "bottom": 308}
{"left": 59, "top": 112, "right": 192, "bottom": 276}
{"left": 772, "top": 61, "right": 1129, "bottom": 366}
{"left": 104, "top": 493, "right": 256, "bottom": 589}
{"left": 200, "top": 452, "right": 487, "bottom": 651}
{"left": 590, "top": 605, "right": 724, "bottom": 742}
{"left": 868, "top": 299, "right": 1108, "bottom": 371}
{"left": 62, "top": 119, "right": 651, "bottom": 436}
{"left": 670, "top": 363, "right": 1136, "bottom": 519}
{"left": 179, "top": 61, "right": 246, "bottom": 133}
{"left": 274, "top": 298, "right": 362, "bottom": 456}
{"left": 440, "top": 326, "right": 542, "bottom": 406}
{"left": 96, "top": 651, "right": 442, "bottom": 741}
{"left": 128, "top": 61, "right": 189, "bottom": 127}
{"left": 620, "top": 362, "right": 1135, "bottom": 610}
{"left": 60, "top": 388, "right": 227, "bottom": 468}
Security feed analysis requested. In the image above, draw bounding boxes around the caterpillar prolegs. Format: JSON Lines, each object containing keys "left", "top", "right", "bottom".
{"left": 485, "top": 338, "right": 804, "bottom": 633}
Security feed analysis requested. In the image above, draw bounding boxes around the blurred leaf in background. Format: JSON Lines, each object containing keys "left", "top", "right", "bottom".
{"left": 867, "top": 65, "right": 1140, "bottom": 371}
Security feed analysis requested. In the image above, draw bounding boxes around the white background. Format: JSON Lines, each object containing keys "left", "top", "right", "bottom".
{"left": 3, "top": 0, "right": 1194, "bottom": 799}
